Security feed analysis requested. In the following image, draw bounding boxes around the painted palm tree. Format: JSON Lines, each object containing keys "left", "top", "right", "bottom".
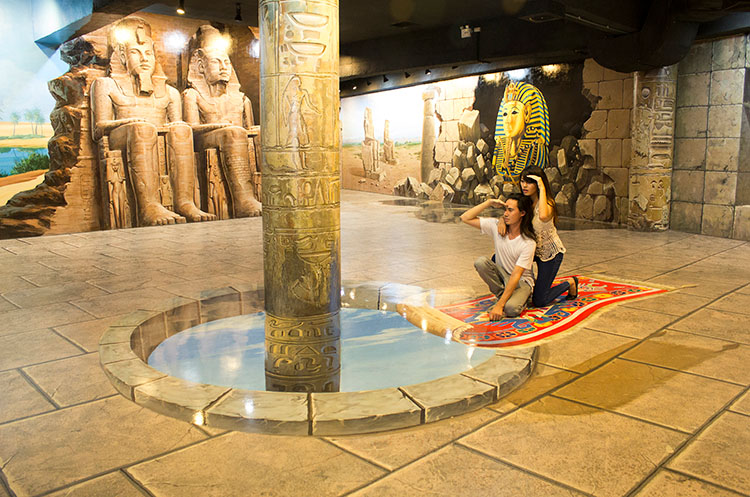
{"left": 10, "top": 112, "right": 19, "bottom": 136}
{"left": 33, "top": 109, "right": 45, "bottom": 137}
{"left": 24, "top": 110, "right": 34, "bottom": 135}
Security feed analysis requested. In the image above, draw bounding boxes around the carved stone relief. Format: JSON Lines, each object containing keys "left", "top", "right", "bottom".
{"left": 629, "top": 65, "right": 677, "bottom": 231}
{"left": 260, "top": 0, "right": 341, "bottom": 392}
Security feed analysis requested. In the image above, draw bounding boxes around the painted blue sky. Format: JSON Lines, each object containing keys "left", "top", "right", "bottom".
{"left": 341, "top": 75, "right": 479, "bottom": 145}
{"left": 0, "top": 0, "right": 67, "bottom": 122}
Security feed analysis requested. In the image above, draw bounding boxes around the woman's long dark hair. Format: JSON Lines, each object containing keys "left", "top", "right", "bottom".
{"left": 520, "top": 166, "right": 558, "bottom": 225}
{"left": 506, "top": 193, "right": 536, "bottom": 241}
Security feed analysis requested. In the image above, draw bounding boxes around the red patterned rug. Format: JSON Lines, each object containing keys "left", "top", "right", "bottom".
{"left": 437, "top": 276, "right": 668, "bottom": 348}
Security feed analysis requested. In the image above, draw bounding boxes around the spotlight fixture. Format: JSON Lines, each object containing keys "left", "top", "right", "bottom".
{"left": 425, "top": 69, "right": 431, "bottom": 75}
{"left": 352, "top": 84, "right": 357, "bottom": 90}
{"left": 234, "top": 3, "right": 242, "bottom": 22}
{"left": 176, "top": 0, "right": 185, "bottom": 15}
{"left": 404, "top": 71, "right": 411, "bottom": 78}
{"left": 383, "top": 75, "right": 389, "bottom": 83}
{"left": 366, "top": 80, "right": 371, "bottom": 86}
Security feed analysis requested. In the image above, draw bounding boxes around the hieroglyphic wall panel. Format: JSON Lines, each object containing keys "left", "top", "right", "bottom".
{"left": 260, "top": 0, "right": 341, "bottom": 392}
{"left": 629, "top": 65, "right": 677, "bottom": 231}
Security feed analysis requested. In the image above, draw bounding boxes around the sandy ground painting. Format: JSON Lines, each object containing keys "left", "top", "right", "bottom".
{"left": 342, "top": 142, "right": 422, "bottom": 194}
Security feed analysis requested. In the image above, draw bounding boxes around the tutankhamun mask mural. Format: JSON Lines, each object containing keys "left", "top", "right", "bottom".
{"left": 184, "top": 25, "right": 262, "bottom": 218}
{"left": 492, "top": 81, "right": 550, "bottom": 184}
{"left": 90, "top": 17, "right": 214, "bottom": 227}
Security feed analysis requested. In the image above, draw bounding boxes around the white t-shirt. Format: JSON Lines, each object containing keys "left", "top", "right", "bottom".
{"left": 479, "top": 217, "right": 536, "bottom": 288}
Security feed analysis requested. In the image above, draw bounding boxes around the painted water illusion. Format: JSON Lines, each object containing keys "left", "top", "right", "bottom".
{"left": 149, "top": 308, "right": 494, "bottom": 392}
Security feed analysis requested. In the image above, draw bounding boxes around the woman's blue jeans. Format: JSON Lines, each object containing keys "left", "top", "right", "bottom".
{"left": 532, "top": 252, "right": 570, "bottom": 307}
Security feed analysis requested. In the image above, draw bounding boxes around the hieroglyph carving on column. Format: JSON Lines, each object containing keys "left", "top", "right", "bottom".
{"left": 260, "top": 0, "right": 341, "bottom": 392}
{"left": 629, "top": 65, "right": 677, "bottom": 231}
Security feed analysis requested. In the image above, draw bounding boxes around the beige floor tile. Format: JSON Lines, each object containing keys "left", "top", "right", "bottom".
{"left": 584, "top": 306, "right": 675, "bottom": 338}
{"left": 327, "top": 407, "right": 500, "bottom": 470}
{"left": 668, "top": 411, "right": 750, "bottom": 495}
{"left": 71, "top": 288, "right": 178, "bottom": 318}
{"left": 0, "top": 296, "right": 18, "bottom": 312}
{"left": 2, "top": 281, "right": 108, "bottom": 309}
{"left": 622, "top": 330, "right": 750, "bottom": 385}
{"left": 622, "top": 291, "right": 712, "bottom": 316}
{"left": 647, "top": 275, "right": 744, "bottom": 299}
{"left": 537, "top": 328, "right": 637, "bottom": 373}
{"left": 0, "top": 276, "right": 37, "bottom": 293}
{"left": 0, "top": 303, "right": 94, "bottom": 337}
{"left": 126, "top": 431, "right": 385, "bottom": 497}
{"left": 46, "top": 471, "right": 145, "bottom": 497}
{"left": 729, "top": 390, "right": 750, "bottom": 415}
{"left": 489, "top": 364, "right": 579, "bottom": 413}
{"left": 555, "top": 359, "right": 742, "bottom": 432}
{"left": 579, "top": 261, "right": 667, "bottom": 280}
{"left": 460, "top": 396, "right": 687, "bottom": 497}
{"left": 53, "top": 316, "right": 120, "bottom": 352}
{"left": 0, "top": 370, "right": 54, "bottom": 424}
{"left": 351, "top": 444, "right": 587, "bottom": 497}
{"left": 22, "top": 266, "right": 115, "bottom": 287}
{"left": 0, "top": 396, "right": 208, "bottom": 497}
{"left": 23, "top": 353, "right": 117, "bottom": 407}
{"left": 0, "top": 329, "right": 83, "bottom": 370}
{"left": 670, "top": 308, "right": 750, "bottom": 344}
{"left": 86, "top": 271, "right": 188, "bottom": 294}
{"left": 709, "top": 291, "right": 750, "bottom": 315}
{"left": 633, "top": 469, "right": 745, "bottom": 497}
{"left": 158, "top": 273, "right": 263, "bottom": 299}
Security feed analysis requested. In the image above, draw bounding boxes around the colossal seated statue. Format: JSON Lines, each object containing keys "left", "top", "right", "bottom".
{"left": 183, "top": 25, "right": 262, "bottom": 218}
{"left": 90, "top": 17, "right": 214, "bottom": 226}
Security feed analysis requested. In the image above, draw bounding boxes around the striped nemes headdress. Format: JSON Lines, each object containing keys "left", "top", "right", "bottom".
{"left": 492, "top": 81, "right": 550, "bottom": 184}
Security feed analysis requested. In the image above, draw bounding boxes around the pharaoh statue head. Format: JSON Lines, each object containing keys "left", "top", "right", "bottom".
{"left": 187, "top": 25, "right": 241, "bottom": 95}
{"left": 492, "top": 81, "right": 550, "bottom": 183}
{"left": 107, "top": 17, "right": 166, "bottom": 95}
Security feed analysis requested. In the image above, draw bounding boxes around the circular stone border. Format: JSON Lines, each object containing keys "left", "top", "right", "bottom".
{"left": 98, "top": 281, "right": 538, "bottom": 436}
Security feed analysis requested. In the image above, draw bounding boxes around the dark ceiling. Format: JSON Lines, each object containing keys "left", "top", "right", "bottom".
{"left": 45, "top": 0, "right": 750, "bottom": 83}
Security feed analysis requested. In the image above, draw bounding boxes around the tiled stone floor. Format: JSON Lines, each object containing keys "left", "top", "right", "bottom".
{"left": 1, "top": 189, "right": 749, "bottom": 497}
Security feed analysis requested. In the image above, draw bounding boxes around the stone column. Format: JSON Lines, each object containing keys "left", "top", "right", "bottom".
{"left": 628, "top": 65, "right": 677, "bottom": 231}
{"left": 259, "top": 0, "right": 341, "bottom": 392}
{"left": 420, "top": 87, "right": 440, "bottom": 182}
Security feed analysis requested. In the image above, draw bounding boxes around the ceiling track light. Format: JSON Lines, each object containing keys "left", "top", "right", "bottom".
{"left": 425, "top": 69, "right": 431, "bottom": 75}
{"left": 176, "top": 0, "right": 185, "bottom": 15}
{"left": 404, "top": 71, "right": 411, "bottom": 78}
{"left": 235, "top": 2, "right": 242, "bottom": 22}
{"left": 383, "top": 75, "right": 389, "bottom": 83}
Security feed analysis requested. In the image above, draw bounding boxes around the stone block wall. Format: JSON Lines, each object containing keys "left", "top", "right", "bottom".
{"left": 434, "top": 83, "right": 478, "bottom": 168}
{"left": 671, "top": 35, "right": 750, "bottom": 240}
{"left": 581, "top": 59, "right": 634, "bottom": 224}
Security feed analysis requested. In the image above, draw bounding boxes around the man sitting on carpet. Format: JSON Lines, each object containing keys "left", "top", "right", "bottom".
{"left": 460, "top": 193, "right": 536, "bottom": 320}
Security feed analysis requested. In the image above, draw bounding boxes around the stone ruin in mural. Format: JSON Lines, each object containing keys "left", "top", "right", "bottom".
{"left": 361, "top": 107, "right": 384, "bottom": 181}
{"left": 394, "top": 79, "right": 619, "bottom": 223}
{"left": 0, "top": 17, "right": 261, "bottom": 239}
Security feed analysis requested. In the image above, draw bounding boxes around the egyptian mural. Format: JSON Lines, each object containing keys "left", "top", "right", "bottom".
{"left": 0, "top": 0, "right": 64, "bottom": 183}
{"left": 340, "top": 63, "right": 639, "bottom": 223}
{"left": 0, "top": 12, "right": 263, "bottom": 238}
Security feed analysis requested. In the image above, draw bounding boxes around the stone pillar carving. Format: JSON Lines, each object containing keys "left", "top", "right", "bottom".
{"left": 629, "top": 65, "right": 677, "bottom": 231}
{"left": 383, "top": 120, "right": 395, "bottom": 164}
{"left": 420, "top": 87, "right": 440, "bottom": 182}
{"left": 361, "top": 107, "right": 381, "bottom": 178}
{"left": 260, "top": 0, "right": 341, "bottom": 392}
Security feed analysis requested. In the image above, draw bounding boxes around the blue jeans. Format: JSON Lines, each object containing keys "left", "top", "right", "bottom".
{"left": 532, "top": 252, "right": 570, "bottom": 307}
